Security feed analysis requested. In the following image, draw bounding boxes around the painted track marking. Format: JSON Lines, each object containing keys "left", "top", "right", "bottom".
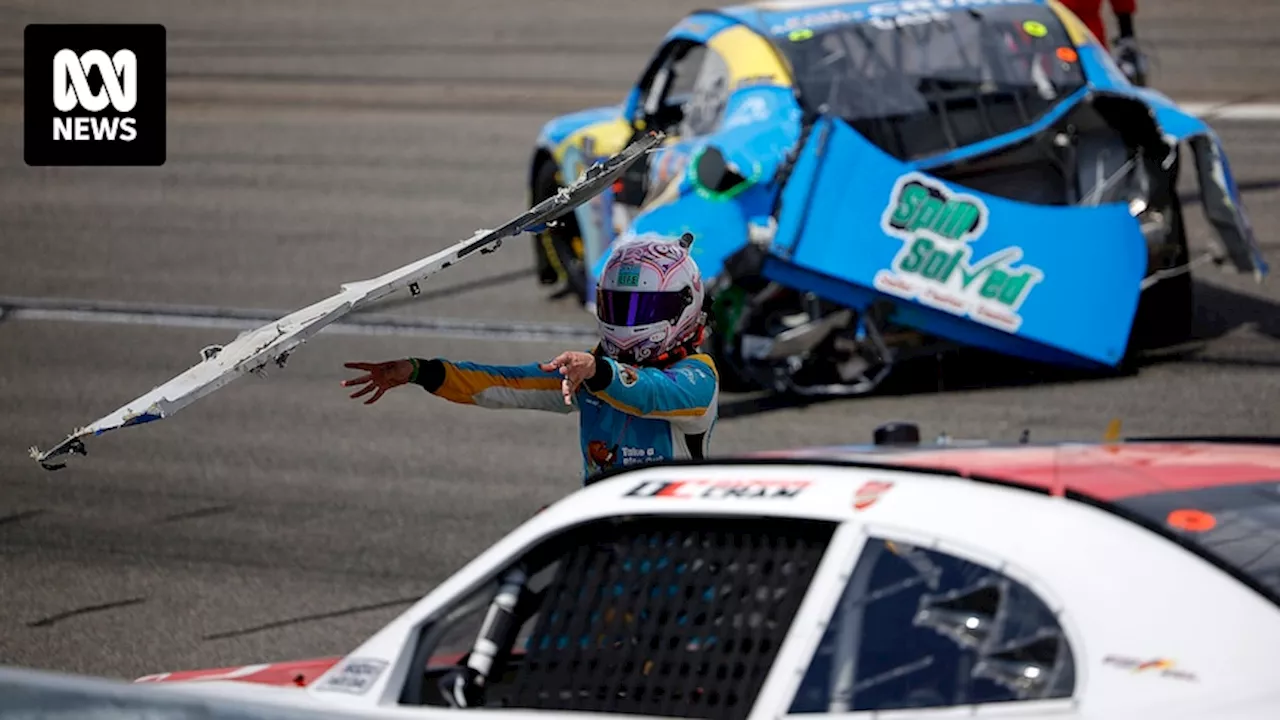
{"left": 1182, "top": 101, "right": 1280, "bottom": 122}
{"left": 0, "top": 295, "right": 596, "bottom": 344}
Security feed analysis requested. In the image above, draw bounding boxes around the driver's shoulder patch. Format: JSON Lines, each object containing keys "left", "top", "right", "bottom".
{"left": 617, "top": 363, "right": 640, "bottom": 387}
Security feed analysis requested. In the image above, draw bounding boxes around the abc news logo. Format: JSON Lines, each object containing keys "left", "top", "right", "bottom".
{"left": 54, "top": 49, "right": 139, "bottom": 142}
{"left": 25, "top": 24, "right": 165, "bottom": 166}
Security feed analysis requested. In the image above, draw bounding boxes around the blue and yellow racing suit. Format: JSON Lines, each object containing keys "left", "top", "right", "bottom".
{"left": 409, "top": 351, "right": 719, "bottom": 482}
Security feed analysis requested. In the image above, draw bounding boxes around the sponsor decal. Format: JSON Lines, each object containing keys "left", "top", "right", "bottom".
{"left": 314, "top": 658, "right": 388, "bottom": 694}
{"left": 25, "top": 23, "right": 166, "bottom": 166}
{"left": 869, "top": 11, "right": 949, "bottom": 30}
{"left": 768, "top": 8, "right": 865, "bottom": 35}
{"left": 625, "top": 479, "right": 811, "bottom": 499}
{"left": 616, "top": 262, "right": 642, "bottom": 287}
{"left": 670, "top": 364, "right": 711, "bottom": 384}
{"left": 853, "top": 480, "right": 894, "bottom": 510}
{"left": 617, "top": 364, "right": 640, "bottom": 387}
{"left": 1102, "top": 655, "right": 1197, "bottom": 682}
{"left": 588, "top": 443, "right": 658, "bottom": 472}
{"left": 873, "top": 172, "right": 1044, "bottom": 333}
{"left": 588, "top": 440, "right": 620, "bottom": 474}
{"left": 723, "top": 95, "right": 771, "bottom": 129}
{"left": 767, "top": 0, "right": 1025, "bottom": 35}
{"left": 620, "top": 446, "right": 657, "bottom": 464}
{"left": 1022, "top": 19, "right": 1048, "bottom": 37}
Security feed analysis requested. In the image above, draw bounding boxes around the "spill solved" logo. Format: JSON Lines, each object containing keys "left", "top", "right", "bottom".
{"left": 873, "top": 173, "right": 1043, "bottom": 332}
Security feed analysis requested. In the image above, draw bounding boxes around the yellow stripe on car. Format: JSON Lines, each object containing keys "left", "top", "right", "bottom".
{"left": 708, "top": 25, "right": 794, "bottom": 88}
{"left": 1046, "top": 0, "right": 1096, "bottom": 47}
{"left": 552, "top": 117, "right": 633, "bottom": 165}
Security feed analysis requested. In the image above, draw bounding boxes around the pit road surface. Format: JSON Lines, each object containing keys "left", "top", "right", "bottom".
{"left": 2, "top": 0, "right": 1279, "bottom": 680}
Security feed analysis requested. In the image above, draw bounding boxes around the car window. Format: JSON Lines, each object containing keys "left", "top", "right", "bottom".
{"left": 639, "top": 41, "right": 711, "bottom": 134}
{"left": 402, "top": 515, "right": 838, "bottom": 720}
{"left": 667, "top": 43, "right": 708, "bottom": 98}
{"left": 789, "top": 537, "right": 1075, "bottom": 713}
{"left": 680, "top": 47, "right": 731, "bottom": 137}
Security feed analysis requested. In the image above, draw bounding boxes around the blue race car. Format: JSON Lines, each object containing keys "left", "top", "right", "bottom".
{"left": 527, "top": 0, "right": 1268, "bottom": 395}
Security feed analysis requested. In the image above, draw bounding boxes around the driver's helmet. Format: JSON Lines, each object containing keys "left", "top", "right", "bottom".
{"left": 596, "top": 232, "right": 706, "bottom": 366}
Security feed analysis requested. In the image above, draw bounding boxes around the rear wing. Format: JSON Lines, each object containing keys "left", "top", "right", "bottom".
{"left": 30, "top": 131, "right": 664, "bottom": 471}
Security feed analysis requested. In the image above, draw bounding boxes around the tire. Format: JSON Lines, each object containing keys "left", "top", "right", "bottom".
{"left": 1126, "top": 195, "right": 1195, "bottom": 357}
{"left": 532, "top": 160, "right": 588, "bottom": 305}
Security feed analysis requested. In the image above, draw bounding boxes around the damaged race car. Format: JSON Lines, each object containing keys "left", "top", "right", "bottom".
{"left": 9, "top": 428, "right": 1280, "bottom": 720}
{"left": 528, "top": 0, "right": 1269, "bottom": 396}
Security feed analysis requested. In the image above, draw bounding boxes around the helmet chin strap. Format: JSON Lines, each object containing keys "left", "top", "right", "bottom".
{"left": 596, "top": 324, "right": 706, "bottom": 369}
{"left": 651, "top": 326, "right": 705, "bottom": 367}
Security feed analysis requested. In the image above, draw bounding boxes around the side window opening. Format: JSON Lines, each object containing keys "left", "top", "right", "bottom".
{"left": 789, "top": 538, "right": 1074, "bottom": 714}
{"left": 639, "top": 42, "right": 710, "bottom": 134}
{"left": 400, "top": 515, "right": 838, "bottom": 720}
{"left": 680, "top": 48, "right": 731, "bottom": 138}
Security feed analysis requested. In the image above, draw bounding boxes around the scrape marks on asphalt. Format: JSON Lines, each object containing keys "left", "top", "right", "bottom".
{"left": 27, "top": 596, "right": 148, "bottom": 629}
{"left": 159, "top": 504, "right": 237, "bottom": 524}
{"left": 0, "top": 509, "right": 45, "bottom": 527}
{"left": 202, "top": 596, "right": 420, "bottom": 641}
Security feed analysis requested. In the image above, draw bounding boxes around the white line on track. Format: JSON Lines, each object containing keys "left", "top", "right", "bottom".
{"left": 1182, "top": 101, "right": 1280, "bottom": 122}
{"left": 0, "top": 296, "right": 597, "bottom": 344}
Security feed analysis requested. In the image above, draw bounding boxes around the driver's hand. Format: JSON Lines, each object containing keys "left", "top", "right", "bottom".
{"left": 540, "top": 351, "right": 597, "bottom": 405}
{"left": 342, "top": 360, "right": 414, "bottom": 405}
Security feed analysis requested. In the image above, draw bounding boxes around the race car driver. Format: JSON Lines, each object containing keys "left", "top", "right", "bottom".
{"left": 340, "top": 232, "right": 719, "bottom": 484}
{"left": 1058, "top": 0, "right": 1136, "bottom": 51}
{"left": 1058, "top": 0, "right": 1146, "bottom": 85}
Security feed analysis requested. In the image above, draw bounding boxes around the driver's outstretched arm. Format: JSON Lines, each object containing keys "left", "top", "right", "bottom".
{"left": 411, "top": 357, "right": 577, "bottom": 413}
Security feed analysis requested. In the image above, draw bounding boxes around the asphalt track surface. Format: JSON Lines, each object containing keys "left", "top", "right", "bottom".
{"left": 1, "top": 0, "right": 1279, "bottom": 682}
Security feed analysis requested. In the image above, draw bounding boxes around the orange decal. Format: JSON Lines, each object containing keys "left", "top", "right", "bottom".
{"left": 1167, "top": 509, "right": 1217, "bottom": 533}
{"left": 1056, "top": 46, "right": 1079, "bottom": 63}
{"left": 854, "top": 480, "right": 894, "bottom": 510}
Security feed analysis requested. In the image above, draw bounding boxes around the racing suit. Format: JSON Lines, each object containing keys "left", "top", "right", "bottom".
{"left": 1058, "top": 0, "right": 1135, "bottom": 50}
{"left": 409, "top": 349, "right": 719, "bottom": 483}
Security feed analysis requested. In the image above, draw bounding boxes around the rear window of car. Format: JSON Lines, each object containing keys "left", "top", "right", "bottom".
{"left": 1116, "top": 481, "right": 1280, "bottom": 603}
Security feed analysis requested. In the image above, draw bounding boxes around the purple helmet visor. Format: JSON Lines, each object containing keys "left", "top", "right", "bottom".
{"left": 596, "top": 288, "right": 689, "bottom": 327}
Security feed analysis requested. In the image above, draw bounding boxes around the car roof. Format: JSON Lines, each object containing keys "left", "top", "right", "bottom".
{"left": 586, "top": 434, "right": 1280, "bottom": 506}
{"left": 745, "top": 437, "right": 1280, "bottom": 501}
{"left": 714, "top": 0, "right": 1050, "bottom": 36}
{"left": 579, "top": 434, "right": 1280, "bottom": 611}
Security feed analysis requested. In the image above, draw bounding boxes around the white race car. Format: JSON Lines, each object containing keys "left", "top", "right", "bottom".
{"left": 6, "top": 426, "right": 1280, "bottom": 720}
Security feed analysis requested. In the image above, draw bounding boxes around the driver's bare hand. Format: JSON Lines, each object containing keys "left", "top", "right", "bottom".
{"left": 342, "top": 360, "right": 414, "bottom": 405}
{"left": 539, "top": 351, "right": 597, "bottom": 405}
